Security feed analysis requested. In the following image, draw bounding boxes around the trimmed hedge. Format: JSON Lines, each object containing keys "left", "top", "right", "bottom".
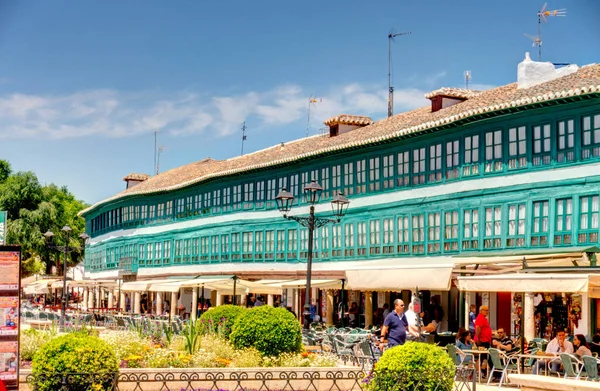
{"left": 230, "top": 305, "right": 302, "bottom": 356}
{"left": 31, "top": 332, "right": 119, "bottom": 391}
{"left": 367, "top": 342, "right": 454, "bottom": 391}
{"left": 198, "top": 305, "right": 248, "bottom": 339}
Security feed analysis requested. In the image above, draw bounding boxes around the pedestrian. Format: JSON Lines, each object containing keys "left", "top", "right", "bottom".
{"left": 379, "top": 299, "right": 410, "bottom": 349}
{"left": 468, "top": 304, "right": 477, "bottom": 336}
{"left": 474, "top": 305, "right": 492, "bottom": 348}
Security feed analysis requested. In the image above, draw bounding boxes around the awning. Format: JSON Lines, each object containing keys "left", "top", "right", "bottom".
{"left": 23, "top": 279, "right": 59, "bottom": 295}
{"left": 201, "top": 278, "right": 282, "bottom": 295}
{"left": 280, "top": 279, "right": 343, "bottom": 289}
{"left": 148, "top": 276, "right": 234, "bottom": 293}
{"left": 457, "top": 273, "right": 600, "bottom": 298}
{"left": 345, "top": 264, "right": 453, "bottom": 291}
{"left": 121, "top": 279, "right": 173, "bottom": 292}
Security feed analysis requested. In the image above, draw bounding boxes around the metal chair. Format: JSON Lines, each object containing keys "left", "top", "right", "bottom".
{"left": 487, "top": 348, "right": 519, "bottom": 388}
{"left": 560, "top": 353, "right": 584, "bottom": 379}
{"left": 582, "top": 355, "right": 599, "bottom": 381}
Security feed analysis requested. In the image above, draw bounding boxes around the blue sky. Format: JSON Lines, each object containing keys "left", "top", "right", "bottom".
{"left": 0, "top": 0, "right": 598, "bottom": 205}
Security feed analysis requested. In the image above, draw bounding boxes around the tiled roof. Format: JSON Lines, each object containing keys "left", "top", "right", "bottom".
{"left": 122, "top": 173, "right": 151, "bottom": 181}
{"left": 424, "top": 87, "right": 481, "bottom": 100}
{"left": 81, "top": 63, "right": 600, "bottom": 216}
{"left": 324, "top": 114, "right": 374, "bottom": 126}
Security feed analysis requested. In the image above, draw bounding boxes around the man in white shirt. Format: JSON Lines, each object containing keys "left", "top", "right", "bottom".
{"left": 404, "top": 303, "right": 423, "bottom": 340}
{"left": 533, "top": 330, "right": 574, "bottom": 374}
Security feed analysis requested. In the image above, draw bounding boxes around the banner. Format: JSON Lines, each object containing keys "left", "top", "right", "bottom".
{"left": 0, "top": 212, "right": 5, "bottom": 245}
{"left": 0, "top": 246, "right": 20, "bottom": 391}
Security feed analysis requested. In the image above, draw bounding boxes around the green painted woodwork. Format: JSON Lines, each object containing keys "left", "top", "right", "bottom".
{"left": 82, "top": 99, "right": 600, "bottom": 274}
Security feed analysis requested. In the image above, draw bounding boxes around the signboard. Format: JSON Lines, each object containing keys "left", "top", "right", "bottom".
{"left": 0, "top": 212, "right": 6, "bottom": 245}
{"left": 0, "top": 246, "right": 20, "bottom": 391}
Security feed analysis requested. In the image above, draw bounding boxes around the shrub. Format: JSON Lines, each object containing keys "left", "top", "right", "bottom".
{"left": 198, "top": 305, "right": 247, "bottom": 339}
{"left": 230, "top": 306, "right": 302, "bottom": 356}
{"left": 31, "top": 333, "right": 119, "bottom": 391}
{"left": 99, "top": 330, "right": 150, "bottom": 361}
{"left": 367, "top": 342, "right": 454, "bottom": 391}
{"left": 20, "top": 328, "right": 53, "bottom": 361}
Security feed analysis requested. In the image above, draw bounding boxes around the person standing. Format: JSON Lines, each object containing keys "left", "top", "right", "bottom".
{"left": 474, "top": 305, "right": 492, "bottom": 348}
{"left": 468, "top": 304, "right": 477, "bottom": 336}
{"left": 379, "top": 299, "right": 410, "bottom": 349}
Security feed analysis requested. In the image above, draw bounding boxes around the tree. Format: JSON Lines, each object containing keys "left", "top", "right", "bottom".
{"left": 0, "top": 160, "right": 11, "bottom": 183}
{"left": 0, "top": 171, "right": 42, "bottom": 219}
{"left": 0, "top": 164, "right": 88, "bottom": 277}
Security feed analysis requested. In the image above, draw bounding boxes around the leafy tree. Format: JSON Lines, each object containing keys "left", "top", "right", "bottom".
{"left": 0, "top": 160, "right": 10, "bottom": 183}
{"left": 0, "top": 163, "right": 88, "bottom": 277}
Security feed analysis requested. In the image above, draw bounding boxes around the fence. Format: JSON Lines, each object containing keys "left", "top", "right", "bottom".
{"left": 25, "top": 367, "right": 476, "bottom": 391}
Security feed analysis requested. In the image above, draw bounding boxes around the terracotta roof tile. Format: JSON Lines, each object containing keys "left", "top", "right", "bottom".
{"left": 81, "top": 63, "right": 600, "bottom": 215}
{"left": 424, "top": 87, "right": 481, "bottom": 100}
{"left": 324, "top": 114, "right": 374, "bottom": 126}
{"left": 122, "top": 173, "right": 151, "bottom": 181}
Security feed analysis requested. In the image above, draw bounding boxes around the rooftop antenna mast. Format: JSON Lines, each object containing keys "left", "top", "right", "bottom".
{"left": 241, "top": 121, "right": 247, "bottom": 156}
{"left": 306, "top": 96, "right": 321, "bottom": 137}
{"left": 156, "top": 145, "right": 166, "bottom": 175}
{"left": 464, "top": 70, "right": 472, "bottom": 90}
{"left": 154, "top": 130, "right": 159, "bottom": 175}
{"left": 388, "top": 30, "right": 411, "bottom": 117}
{"left": 535, "top": 2, "right": 566, "bottom": 61}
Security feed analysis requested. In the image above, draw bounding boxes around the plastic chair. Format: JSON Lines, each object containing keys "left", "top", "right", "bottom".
{"left": 560, "top": 353, "right": 584, "bottom": 379}
{"left": 582, "top": 355, "right": 599, "bottom": 381}
{"left": 488, "top": 348, "right": 519, "bottom": 387}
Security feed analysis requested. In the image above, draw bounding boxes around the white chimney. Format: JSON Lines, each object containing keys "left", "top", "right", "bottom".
{"left": 517, "top": 52, "right": 579, "bottom": 89}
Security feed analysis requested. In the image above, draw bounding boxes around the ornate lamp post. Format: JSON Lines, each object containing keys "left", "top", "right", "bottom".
{"left": 276, "top": 180, "right": 350, "bottom": 329}
{"left": 44, "top": 226, "right": 89, "bottom": 331}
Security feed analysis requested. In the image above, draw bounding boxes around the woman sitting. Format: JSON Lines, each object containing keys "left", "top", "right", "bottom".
{"left": 456, "top": 329, "right": 475, "bottom": 364}
{"left": 573, "top": 334, "right": 592, "bottom": 358}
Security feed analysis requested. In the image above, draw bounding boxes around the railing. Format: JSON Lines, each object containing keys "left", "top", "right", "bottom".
{"left": 26, "top": 367, "right": 476, "bottom": 391}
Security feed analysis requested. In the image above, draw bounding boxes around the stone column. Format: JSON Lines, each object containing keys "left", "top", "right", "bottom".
{"left": 87, "top": 288, "right": 94, "bottom": 309}
{"left": 326, "top": 290, "right": 334, "bottom": 326}
{"left": 267, "top": 294, "right": 274, "bottom": 306}
{"left": 240, "top": 294, "right": 247, "bottom": 307}
{"left": 83, "top": 288, "right": 89, "bottom": 309}
{"left": 170, "top": 292, "right": 178, "bottom": 318}
{"left": 524, "top": 292, "right": 535, "bottom": 342}
{"left": 107, "top": 290, "right": 114, "bottom": 309}
{"left": 156, "top": 292, "right": 163, "bottom": 315}
{"left": 134, "top": 292, "right": 141, "bottom": 314}
{"left": 364, "top": 291, "right": 373, "bottom": 328}
{"left": 216, "top": 292, "right": 223, "bottom": 306}
{"left": 120, "top": 292, "right": 126, "bottom": 312}
{"left": 210, "top": 290, "right": 217, "bottom": 306}
{"left": 191, "top": 287, "right": 198, "bottom": 321}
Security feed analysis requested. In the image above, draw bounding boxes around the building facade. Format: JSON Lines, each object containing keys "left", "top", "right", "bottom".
{"left": 81, "top": 56, "right": 600, "bottom": 335}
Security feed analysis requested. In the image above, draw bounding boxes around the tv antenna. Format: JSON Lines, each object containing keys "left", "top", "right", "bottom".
{"left": 388, "top": 30, "right": 411, "bottom": 117}
{"left": 156, "top": 145, "right": 168, "bottom": 175}
{"left": 464, "top": 70, "right": 472, "bottom": 90}
{"left": 241, "top": 121, "right": 247, "bottom": 156}
{"left": 535, "top": 2, "right": 566, "bottom": 61}
{"left": 154, "top": 130, "right": 159, "bottom": 175}
{"left": 306, "top": 96, "right": 321, "bottom": 137}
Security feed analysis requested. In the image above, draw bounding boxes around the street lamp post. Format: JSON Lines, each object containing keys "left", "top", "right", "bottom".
{"left": 44, "top": 226, "right": 89, "bottom": 331}
{"left": 276, "top": 180, "right": 350, "bottom": 330}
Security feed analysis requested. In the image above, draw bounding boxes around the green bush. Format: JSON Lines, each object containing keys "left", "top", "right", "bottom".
{"left": 230, "top": 305, "right": 302, "bottom": 356}
{"left": 20, "top": 328, "right": 53, "bottom": 361}
{"left": 31, "top": 333, "right": 119, "bottom": 391}
{"left": 198, "top": 305, "right": 247, "bottom": 339}
{"left": 367, "top": 342, "right": 454, "bottom": 391}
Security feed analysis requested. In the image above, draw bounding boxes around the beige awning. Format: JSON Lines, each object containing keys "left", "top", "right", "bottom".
{"left": 202, "top": 278, "right": 282, "bottom": 295}
{"left": 345, "top": 264, "right": 453, "bottom": 291}
{"left": 457, "top": 273, "right": 600, "bottom": 298}
{"left": 148, "top": 276, "right": 234, "bottom": 293}
{"left": 280, "top": 279, "right": 343, "bottom": 289}
{"left": 23, "top": 279, "right": 59, "bottom": 295}
{"left": 121, "top": 279, "right": 174, "bottom": 292}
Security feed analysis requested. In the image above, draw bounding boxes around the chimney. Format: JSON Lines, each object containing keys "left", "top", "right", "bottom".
{"left": 123, "top": 173, "right": 150, "bottom": 190}
{"left": 425, "top": 88, "right": 480, "bottom": 113}
{"left": 324, "top": 115, "right": 374, "bottom": 137}
{"left": 517, "top": 52, "right": 578, "bottom": 89}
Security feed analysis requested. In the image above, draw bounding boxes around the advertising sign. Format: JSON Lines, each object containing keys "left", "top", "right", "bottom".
{"left": 0, "top": 246, "right": 20, "bottom": 391}
{"left": 0, "top": 212, "right": 6, "bottom": 245}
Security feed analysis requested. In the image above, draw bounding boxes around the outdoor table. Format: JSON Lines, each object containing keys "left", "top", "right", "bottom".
{"left": 518, "top": 352, "right": 560, "bottom": 376}
{"left": 462, "top": 349, "right": 489, "bottom": 382}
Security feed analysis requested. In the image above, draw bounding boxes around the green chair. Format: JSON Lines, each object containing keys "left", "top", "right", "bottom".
{"left": 488, "top": 348, "right": 519, "bottom": 387}
{"left": 560, "top": 353, "right": 584, "bottom": 379}
{"left": 582, "top": 355, "right": 599, "bottom": 381}
{"left": 522, "top": 348, "right": 539, "bottom": 373}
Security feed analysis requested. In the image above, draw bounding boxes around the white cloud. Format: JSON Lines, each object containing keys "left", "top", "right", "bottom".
{"left": 0, "top": 81, "right": 431, "bottom": 140}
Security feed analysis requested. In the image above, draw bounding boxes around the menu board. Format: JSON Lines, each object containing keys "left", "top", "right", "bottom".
{"left": 0, "top": 246, "right": 20, "bottom": 391}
